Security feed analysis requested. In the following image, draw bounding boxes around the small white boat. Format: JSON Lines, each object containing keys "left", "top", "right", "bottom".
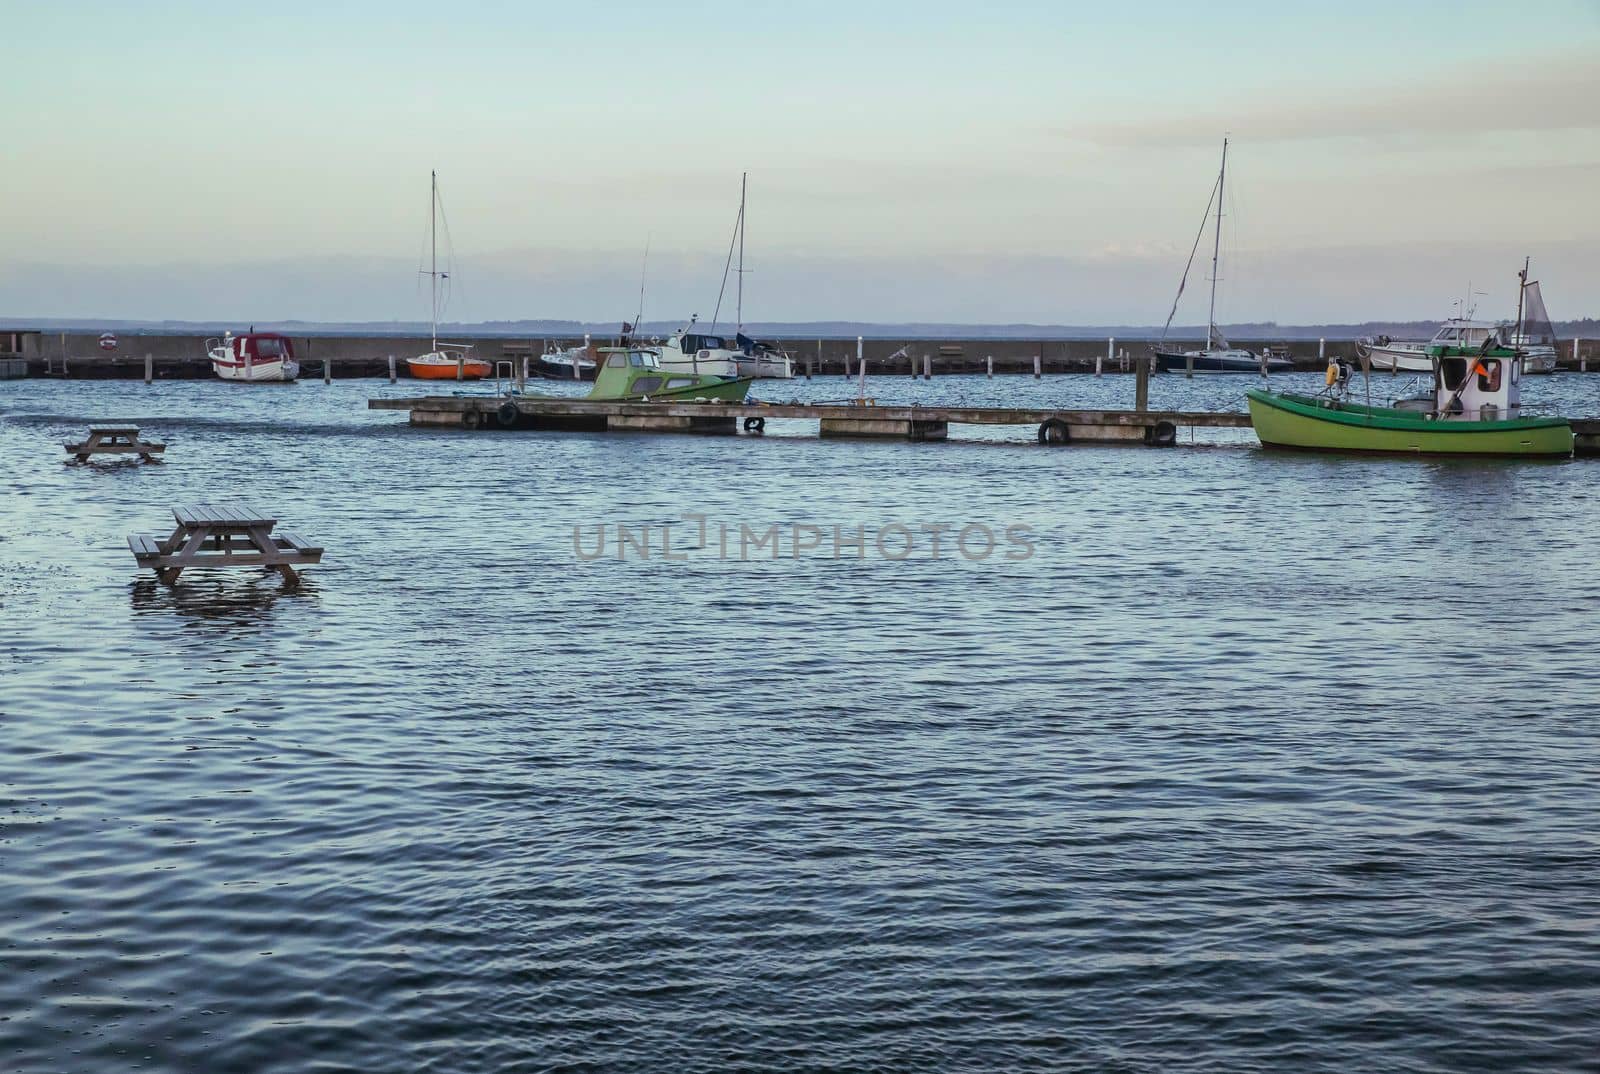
{"left": 206, "top": 331, "right": 300, "bottom": 382}
{"left": 1359, "top": 320, "right": 1503, "bottom": 374}
{"left": 1362, "top": 263, "right": 1564, "bottom": 375}
{"left": 657, "top": 322, "right": 792, "bottom": 379}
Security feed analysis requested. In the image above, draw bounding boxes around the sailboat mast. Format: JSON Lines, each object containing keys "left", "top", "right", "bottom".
{"left": 430, "top": 170, "right": 438, "bottom": 353}
{"left": 736, "top": 172, "right": 747, "bottom": 332}
{"left": 1207, "top": 139, "right": 1227, "bottom": 351}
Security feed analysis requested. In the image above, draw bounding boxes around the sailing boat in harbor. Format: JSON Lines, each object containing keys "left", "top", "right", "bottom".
{"left": 658, "top": 173, "right": 792, "bottom": 379}
{"left": 408, "top": 171, "right": 490, "bottom": 380}
{"left": 1154, "top": 139, "right": 1289, "bottom": 375}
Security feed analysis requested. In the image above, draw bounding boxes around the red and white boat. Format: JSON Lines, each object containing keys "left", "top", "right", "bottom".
{"left": 206, "top": 331, "right": 300, "bottom": 382}
{"left": 408, "top": 170, "right": 490, "bottom": 381}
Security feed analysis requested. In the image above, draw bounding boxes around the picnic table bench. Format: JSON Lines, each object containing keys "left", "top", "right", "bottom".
{"left": 127, "top": 502, "right": 323, "bottom": 585}
{"left": 65, "top": 425, "right": 165, "bottom": 463}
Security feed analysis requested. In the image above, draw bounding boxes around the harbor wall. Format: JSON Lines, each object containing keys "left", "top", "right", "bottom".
{"left": 9, "top": 331, "right": 1600, "bottom": 379}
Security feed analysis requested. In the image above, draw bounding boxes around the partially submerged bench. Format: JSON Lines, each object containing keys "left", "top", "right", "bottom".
{"left": 127, "top": 502, "right": 323, "bottom": 585}
{"left": 65, "top": 425, "right": 165, "bottom": 464}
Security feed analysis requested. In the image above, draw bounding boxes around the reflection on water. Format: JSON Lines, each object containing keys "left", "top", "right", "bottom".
{"left": 128, "top": 575, "right": 315, "bottom": 626}
{"left": 2, "top": 376, "right": 1599, "bottom": 1074}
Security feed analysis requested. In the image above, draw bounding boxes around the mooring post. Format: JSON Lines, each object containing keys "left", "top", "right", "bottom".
{"left": 1578, "top": 338, "right": 1586, "bottom": 373}
{"left": 456, "top": 355, "right": 464, "bottom": 381}
{"left": 923, "top": 353, "right": 931, "bottom": 380}
{"left": 388, "top": 354, "right": 397, "bottom": 384}
{"left": 1135, "top": 354, "right": 1150, "bottom": 412}
{"left": 1033, "top": 349, "right": 1041, "bottom": 379}
{"left": 246, "top": 349, "right": 254, "bottom": 379}
{"left": 520, "top": 356, "right": 529, "bottom": 392}
{"left": 323, "top": 342, "right": 331, "bottom": 385}
{"left": 856, "top": 336, "right": 866, "bottom": 400}
{"left": 1185, "top": 353, "right": 1193, "bottom": 378}
{"left": 987, "top": 355, "right": 994, "bottom": 379}
{"left": 578, "top": 334, "right": 589, "bottom": 380}
{"left": 144, "top": 352, "right": 153, "bottom": 385}
{"left": 1319, "top": 338, "right": 1326, "bottom": 361}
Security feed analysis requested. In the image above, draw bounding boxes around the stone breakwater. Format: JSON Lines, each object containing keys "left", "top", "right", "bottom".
{"left": 8, "top": 332, "right": 1598, "bottom": 379}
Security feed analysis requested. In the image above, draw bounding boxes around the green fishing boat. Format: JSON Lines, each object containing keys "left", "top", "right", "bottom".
{"left": 521, "top": 347, "right": 754, "bottom": 403}
{"left": 1247, "top": 339, "right": 1573, "bottom": 457}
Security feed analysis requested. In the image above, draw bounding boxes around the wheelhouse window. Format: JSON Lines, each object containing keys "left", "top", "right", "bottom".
{"left": 631, "top": 376, "right": 663, "bottom": 394}
{"left": 1440, "top": 357, "right": 1469, "bottom": 391}
{"left": 606, "top": 354, "right": 627, "bottom": 368}
{"left": 664, "top": 377, "right": 696, "bottom": 390}
{"left": 629, "top": 353, "right": 647, "bottom": 367}
{"left": 1476, "top": 359, "right": 1502, "bottom": 392}
{"left": 253, "top": 338, "right": 285, "bottom": 358}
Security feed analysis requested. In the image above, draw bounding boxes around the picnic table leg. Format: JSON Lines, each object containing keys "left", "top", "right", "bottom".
{"left": 246, "top": 524, "right": 300, "bottom": 586}
{"left": 158, "top": 525, "right": 212, "bottom": 586}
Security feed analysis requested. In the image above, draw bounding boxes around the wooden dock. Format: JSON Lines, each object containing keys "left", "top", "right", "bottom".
{"left": 368, "top": 394, "right": 1600, "bottom": 455}
{"left": 368, "top": 394, "right": 1250, "bottom": 445}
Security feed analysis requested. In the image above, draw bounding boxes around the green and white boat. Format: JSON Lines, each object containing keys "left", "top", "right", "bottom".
{"left": 521, "top": 347, "right": 754, "bottom": 403}
{"left": 1247, "top": 340, "right": 1573, "bottom": 457}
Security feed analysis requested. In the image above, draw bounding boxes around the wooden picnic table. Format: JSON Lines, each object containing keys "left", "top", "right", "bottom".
{"left": 65, "top": 425, "right": 165, "bottom": 463}
{"left": 127, "top": 502, "right": 323, "bottom": 585}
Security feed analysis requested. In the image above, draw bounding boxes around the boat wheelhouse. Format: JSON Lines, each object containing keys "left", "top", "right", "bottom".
{"left": 206, "top": 331, "right": 300, "bottom": 382}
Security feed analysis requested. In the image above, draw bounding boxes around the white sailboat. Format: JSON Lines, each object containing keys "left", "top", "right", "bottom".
{"left": 1154, "top": 139, "right": 1289, "bottom": 375}
{"left": 659, "top": 173, "right": 791, "bottom": 379}
{"left": 407, "top": 171, "right": 488, "bottom": 380}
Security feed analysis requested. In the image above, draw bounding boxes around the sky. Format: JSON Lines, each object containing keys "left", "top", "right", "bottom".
{"left": 3, "top": 0, "right": 1598, "bottom": 326}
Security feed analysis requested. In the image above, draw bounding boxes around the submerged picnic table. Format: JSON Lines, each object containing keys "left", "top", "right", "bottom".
{"left": 127, "top": 502, "right": 323, "bottom": 585}
{"left": 65, "top": 425, "right": 164, "bottom": 463}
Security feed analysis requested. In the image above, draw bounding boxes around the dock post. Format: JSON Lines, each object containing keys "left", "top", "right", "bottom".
{"left": 1135, "top": 354, "right": 1150, "bottom": 412}
{"left": 388, "top": 355, "right": 397, "bottom": 384}
{"left": 1319, "top": 338, "right": 1326, "bottom": 361}
{"left": 456, "top": 355, "right": 464, "bottom": 381}
{"left": 1185, "top": 353, "right": 1193, "bottom": 378}
{"left": 1033, "top": 350, "right": 1041, "bottom": 379}
{"left": 144, "top": 352, "right": 153, "bottom": 385}
{"left": 323, "top": 345, "right": 331, "bottom": 385}
{"left": 856, "top": 336, "right": 865, "bottom": 400}
{"left": 923, "top": 353, "right": 931, "bottom": 380}
{"left": 1578, "top": 338, "right": 1586, "bottom": 373}
{"left": 579, "top": 334, "right": 589, "bottom": 380}
{"left": 520, "top": 356, "right": 529, "bottom": 392}
{"left": 987, "top": 355, "right": 993, "bottom": 379}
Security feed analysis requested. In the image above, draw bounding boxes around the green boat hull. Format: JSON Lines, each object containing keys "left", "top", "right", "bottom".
{"left": 1246, "top": 390, "right": 1573, "bottom": 457}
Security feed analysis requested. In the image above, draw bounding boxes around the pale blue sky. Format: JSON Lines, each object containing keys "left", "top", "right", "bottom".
{"left": 4, "top": 1, "right": 1598, "bottom": 323}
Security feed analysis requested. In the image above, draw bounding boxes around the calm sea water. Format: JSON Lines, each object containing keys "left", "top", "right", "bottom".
{"left": 3, "top": 372, "right": 1599, "bottom": 1073}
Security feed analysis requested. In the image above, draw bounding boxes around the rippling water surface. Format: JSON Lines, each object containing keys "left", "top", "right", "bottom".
{"left": 3, "top": 373, "right": 1599, "bottom": 1073}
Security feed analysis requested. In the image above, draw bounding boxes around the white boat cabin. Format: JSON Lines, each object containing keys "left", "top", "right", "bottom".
{"left": 1434, "top": 346, "right": 1523, "bottom": 420}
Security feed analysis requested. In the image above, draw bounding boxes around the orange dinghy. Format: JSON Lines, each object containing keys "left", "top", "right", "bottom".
{"left": 408, "top": 348, "right": 491, "bottom": 380}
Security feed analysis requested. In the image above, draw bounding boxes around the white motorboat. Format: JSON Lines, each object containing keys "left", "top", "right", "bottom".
{"left": 1361, "top": 262, "right": 1563, "bottom": 375}
{"left": 206, "top": 331, "right": 300, "bottom": 382}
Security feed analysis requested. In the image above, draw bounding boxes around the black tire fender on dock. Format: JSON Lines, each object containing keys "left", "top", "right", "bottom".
{"left": 743, "top": 416, "right": 766, "bottom": 434}
{"left": 496, "top": 401, "right": 520, "bottom": 428}
{"left": 1038, "top": 417, "right": 1071, "bottom": 444}
{"left": 461, "top": 410, "right": 483, "bottom": 430}
{"left": 1145, "top": 419, "right": 1177, "bottom": 447}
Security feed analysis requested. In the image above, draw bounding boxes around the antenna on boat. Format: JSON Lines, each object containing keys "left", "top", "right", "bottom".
{"left": 1514, "top": 256, "right": 1529, "bottom": 348}
{"left": 633, "top": 234, "right": 651, "bottom": 339}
